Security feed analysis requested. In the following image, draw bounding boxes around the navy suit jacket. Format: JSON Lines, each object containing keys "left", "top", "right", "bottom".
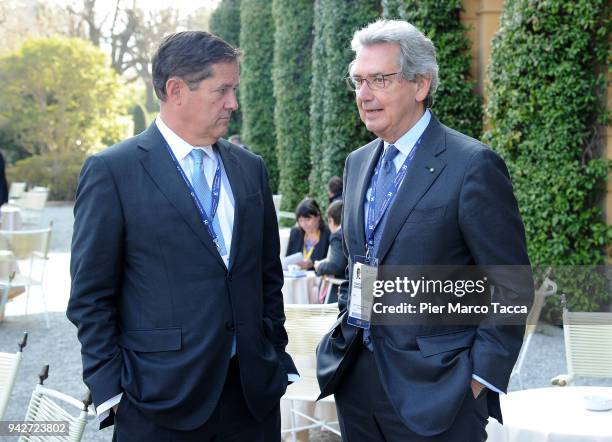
{"left": 316, "top": 115, "right": 533, "bottom": 436}
{"left": 68, "top": 123, "right": 297, "bottom": 431}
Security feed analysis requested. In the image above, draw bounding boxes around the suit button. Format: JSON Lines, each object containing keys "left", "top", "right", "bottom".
{"left": 225, "top": 322, "right": 235, "bottom": 332}
{"left": 227, "top": 273, "right": 233, "bottom": 281}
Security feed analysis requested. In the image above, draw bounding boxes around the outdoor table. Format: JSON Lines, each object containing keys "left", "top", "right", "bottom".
{"left": 486, "top": 386, "right": 612, "bottom": 442}
{"left": 283, "top": 271, "right": 319, "bottom": 304}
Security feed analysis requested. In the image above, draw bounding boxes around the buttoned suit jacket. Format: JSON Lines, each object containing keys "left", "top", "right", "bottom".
{"left": 316, "top": 114, "right": 533, "bottom": 437}
{"left": 67, "top": 123, "right": 297, "bottom": 430}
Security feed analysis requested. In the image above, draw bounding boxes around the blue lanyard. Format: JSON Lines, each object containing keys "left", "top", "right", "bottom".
{"left": 164, "top": 142, "right": 224, "bottom": 252}
{"left": 365, "top": 139, "right": 421, "bottom": 261}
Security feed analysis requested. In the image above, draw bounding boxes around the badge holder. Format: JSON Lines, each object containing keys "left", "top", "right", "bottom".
{"left": 347, "top": 255, "right": 378, "bottom": 329}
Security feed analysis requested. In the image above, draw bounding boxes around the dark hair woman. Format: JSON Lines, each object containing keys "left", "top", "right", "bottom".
{"left": 285, "top": 197, "right": 331, "bottom": 270}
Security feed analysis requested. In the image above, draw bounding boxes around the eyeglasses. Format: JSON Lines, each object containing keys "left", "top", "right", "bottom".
{"left": 345, "top": 72, "right": 402, "bottom": 91}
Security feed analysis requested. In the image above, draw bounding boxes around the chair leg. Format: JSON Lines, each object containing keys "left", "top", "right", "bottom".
{"left": 40, "top": 286, "right": 50, "bottom": 328}
{"left": 290, "top": 399, "right": 297, "bottom": 442}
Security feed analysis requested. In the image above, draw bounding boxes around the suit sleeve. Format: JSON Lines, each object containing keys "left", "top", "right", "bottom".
{"left": 337, "top": 156, "right": 352, "bottom": 314}
{"left": 316, "top": 233, "right": 348, "bottom": 278}
{"left": 67, "top": 155, "right": 125, "bottom": 411}
{"left": 458, "top": 147, "right": 534, "bottom": 392}
{"left": 258, "top": 157, "right": 298, "bottom": 376}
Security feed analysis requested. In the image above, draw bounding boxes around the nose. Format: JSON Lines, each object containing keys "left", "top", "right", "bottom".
{"left": 226, "top": 89, "right": 239, "bottom": 111}
{"left": 356, "top": 81, "right": 374, "bottom": 101}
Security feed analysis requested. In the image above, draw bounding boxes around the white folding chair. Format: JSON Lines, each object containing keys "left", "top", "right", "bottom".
{"left": 510, "top": 274, "right": 557, "bottom": 389}
{"left": 551, "top": 293, "right": 612, "bottom": 386}
{"left": 0, "top": 333, "right": 28, "bottom": 420}
{"left": 0, "top": 224, "right": 53, "bottom": 327}
{"left": 16, "top": 191, "right": 48, "bottom": 226}
{"left": 20, "top": 365, "right": 94, "bottom": 442}
{"left": 282, "top": 303, "right": 341, "bottom": 441}
{"left": 8, "top": 182, "right": 27, "bottom": 203}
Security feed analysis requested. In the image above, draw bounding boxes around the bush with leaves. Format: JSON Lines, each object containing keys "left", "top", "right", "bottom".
{"left": 309, "top": 0, "right": 381, "bottom": 206}
{"left": 7, "top": 151, "right": 87, "bottom": 201}
{"left": 382, "top": 0, "right": 482, "bottom": 139}
{"left": 240, "top": 0, "right": 278, "bottom": 190}
{"left": 272, "top": 0, "right": 313, "bottom": 213}
{"left": 210, "top": 0, "right": 242, "bottom": 136}
{"left": 0, "top": 37, "right": 127, "bottom": 156}
{"left": 485, "top": 0, "right": 611, "bottom": 317}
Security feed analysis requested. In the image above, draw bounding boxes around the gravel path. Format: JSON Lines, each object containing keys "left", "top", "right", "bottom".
{"left": 1, "top": 204, "right": 609, "bottom": 442}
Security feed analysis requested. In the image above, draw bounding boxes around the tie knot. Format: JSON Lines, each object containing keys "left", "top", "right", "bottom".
{"left": 382, "top": 145, "right": 399, "bottom": 171}
{"left": 190, "top": 148, "right": 205, "bottom": 166}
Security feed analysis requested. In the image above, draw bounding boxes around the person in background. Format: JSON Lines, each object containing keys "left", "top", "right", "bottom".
{"left": 286, "top": 197, "right": 330, "bottom": 270}
{"left": 314, "top": 200, "right": 347, "bottom": 303}
{"left": 326, "top": 176, "right": 343, "bottom": 204}
{"left": 228, "top": 134, "right": 250, "bottom": 151}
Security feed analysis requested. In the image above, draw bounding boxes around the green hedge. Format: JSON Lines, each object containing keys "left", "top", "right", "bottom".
{"left": 485, "top": 0, "right": 611, "bottom": 317}
{"left": 272, "top": 0, "right": 313, "bottom": 213}
{"left": 384, "top": 0, "right": 482, "bottom": 139}
{"left": 209, "top": 0, "right": 242, "bottom": 136}
{"left": 309, "top": 0, "right": 381, "bottom": 206}
{"left": 240, "top": 0, "right": 278, "bottom": 191}
{"left": 7, "top": 151, "right": 86, "bottom": 201}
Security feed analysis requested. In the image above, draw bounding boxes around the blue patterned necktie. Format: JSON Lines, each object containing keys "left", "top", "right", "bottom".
{"left": 364, "top": 144, "right": 400, "bottom": 351}
{"left": 189, "top": 149, "right": 227, "bottom": 256}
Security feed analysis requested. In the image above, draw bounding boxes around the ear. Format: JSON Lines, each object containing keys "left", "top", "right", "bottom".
{"left": 165, "top": 77, "right": 184, "bottom": 105}
{"left": 414, "top": 75, "right": 432, "bottom": 103}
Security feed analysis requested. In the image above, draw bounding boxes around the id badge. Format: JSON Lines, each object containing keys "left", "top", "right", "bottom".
{"left": 347, "top": 255, "right": 378, "bottom": 329}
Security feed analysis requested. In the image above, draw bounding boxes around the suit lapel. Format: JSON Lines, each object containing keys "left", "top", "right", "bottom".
{"left": 375, "top": 116, "right": 447, "bottom": 263}
{"left": 351, "top": 139, "right": 383, "bottom": 257}
{"left": 214, "top": 139, "right": 244, "bottom": 271}
{"left": 137, "top": 124, "right": 226, "bottom": 269}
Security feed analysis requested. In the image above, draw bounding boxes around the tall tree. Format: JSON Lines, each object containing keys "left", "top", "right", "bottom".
{"left": 272, "top": 0, "right": 314, "bottom": 212}
{"left": 399, "top": 0, "right": 482, "bottom": 139}
{"left": 240, "top": 0, "right": 278, "bottom": 190}
{"left": 485, "top": 0, "right": 611, "bottom": 315}
{"left": 210, "top": 0, "right": 242, "bottom": 137}
{"left": 310, "top": 0, "right": 381, "bottom": 205}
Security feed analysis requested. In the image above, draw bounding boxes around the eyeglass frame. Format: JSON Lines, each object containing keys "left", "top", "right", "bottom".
{"left": 345, "top": 71, "right": 404, "bottom": 91}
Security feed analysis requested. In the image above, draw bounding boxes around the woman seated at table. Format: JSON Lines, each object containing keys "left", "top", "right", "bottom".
{"left": 286, "top": 197, "right": 330, "bottom": 270}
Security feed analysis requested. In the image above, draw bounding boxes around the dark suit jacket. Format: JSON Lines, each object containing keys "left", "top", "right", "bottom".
{"left": 315, "top": 229, "right": 347, "bottom": 279}
{"left": 286, "top": 225, "right": 331, "bottom": 263}
{"left": 0, "top": 152, "right": 8, "bottom": 205}
{"left": 67, "top": 124, "right": 297, "bottom": 431}
{"left": 316, "top": 115, "right": 533, "bottom": 437}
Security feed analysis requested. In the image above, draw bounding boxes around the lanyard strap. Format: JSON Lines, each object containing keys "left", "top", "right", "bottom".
{"left": 164, "top": 141, "right": 224, "bottom": 251}
{"left": 365, "top": 139, "right": 422, "bottom": 259}
{"left": 303, "top": 231, "right": 320, "bottom": 260}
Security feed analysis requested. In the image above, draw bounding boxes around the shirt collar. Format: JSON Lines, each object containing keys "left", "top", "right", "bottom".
{"left": 155, "top": 115, "right": 214, "bottom": 162}
{"left": 382, "top": 109, "right": 431, "bottom": 157}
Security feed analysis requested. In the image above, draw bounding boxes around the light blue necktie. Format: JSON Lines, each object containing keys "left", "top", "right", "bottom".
{"left": 190, "top": 149, "right": 235, "bottom": 356}
{"left": 189, "top": 149, "right": 227, "bottom": 257}
{"left": 364, "top": 144, "right": 400, "bottom": 351}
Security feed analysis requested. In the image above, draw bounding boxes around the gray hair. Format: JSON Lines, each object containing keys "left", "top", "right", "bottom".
{"left": 350, "top": 20, "right": 439, "bottom": 107}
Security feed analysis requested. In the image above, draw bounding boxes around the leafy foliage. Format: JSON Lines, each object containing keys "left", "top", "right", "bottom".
{"left": 240, "top": 0, "right": 278, "bottom": 190}
{"left": 384, "top": 0, "right": 482, "bottom": 138}
{"left": 0, "top": 37, "right": 127, "bottom": 155}
{"left": 309, "top": 0, "right": 381, "bottom": 206}
{"left": 7, "top": 151, "right": 86, "bottom": 201}
{"left": 485, "top": 0, "right": 612, "bottom": 316}
{"left": 272, "top": 0, "right": 313, "bottom": 212}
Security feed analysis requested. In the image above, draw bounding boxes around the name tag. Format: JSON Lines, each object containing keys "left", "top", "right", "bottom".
{"left": 347, "top": 256, "right": 378, "bottom": 329}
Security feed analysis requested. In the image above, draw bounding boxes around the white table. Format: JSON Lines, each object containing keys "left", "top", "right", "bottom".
{"left": 486, "top": 387, "right": 612, "bottom": 442}
{"left": 283, "top": 271, "right": 319, "bottom": 304}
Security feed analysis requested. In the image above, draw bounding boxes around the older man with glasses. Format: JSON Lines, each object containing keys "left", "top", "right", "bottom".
{"left": 317, "top": 20, "right": 532, "bottom": 441}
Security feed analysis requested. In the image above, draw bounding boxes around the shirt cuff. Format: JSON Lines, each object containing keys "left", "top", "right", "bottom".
{"left": 472, "top": 374, "right": 503, "bottom": 395}
{"left": 96, "top": 393, "right": 122, "bottom": 424}
{"left": 288, "top": 373, "right": 300, "bottom": 383}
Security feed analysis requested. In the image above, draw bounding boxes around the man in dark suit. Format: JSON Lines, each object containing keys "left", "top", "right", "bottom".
{"left": 316, "top": 20, "right": 533, "bottom": 441}
{"left": 68, "top": 31, "right": 297, "bottom": 441}
{"left": 315, "top": 200, "right": 347, "bottom": 303}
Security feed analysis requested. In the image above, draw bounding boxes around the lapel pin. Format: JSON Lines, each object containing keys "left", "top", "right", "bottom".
{"left": 427, "top": 166, "right": 435, "bottom": 173}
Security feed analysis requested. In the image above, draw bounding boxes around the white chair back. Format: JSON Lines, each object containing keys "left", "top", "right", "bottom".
{"left": 0, "top": 333, "right": 27, "bottom": 420}
{"left": 19, "top": 191, "right": 48, "bottom": 211}
{"left": 563, "top": 310, "right": 612, "bottom": 379}
{"left": 8, "top": 182, "right": 26, "bottom": 200}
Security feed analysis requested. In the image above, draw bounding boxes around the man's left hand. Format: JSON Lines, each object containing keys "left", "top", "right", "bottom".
{"left": 471, "top": 379, "right": 485, "bottom": 398}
